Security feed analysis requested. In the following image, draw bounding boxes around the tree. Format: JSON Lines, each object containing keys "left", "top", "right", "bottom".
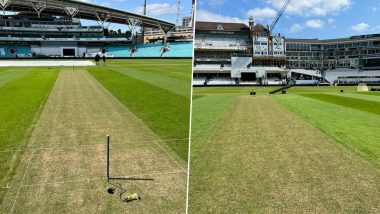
{"left": 125, "top": 30, "right": 132, "bottom": 39}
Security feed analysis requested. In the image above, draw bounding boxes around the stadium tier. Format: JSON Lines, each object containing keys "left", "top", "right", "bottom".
{"left": 0, "top": 3, "right": 193, "bottom": 59}
{"left": 0, "top": 45, "right": 32, "bottom": 58}
{"left": 107, "top": 42, "right": 193, "bottom": 58}
{"left": 193, "top": 20, "right": 380, "bottom": 86}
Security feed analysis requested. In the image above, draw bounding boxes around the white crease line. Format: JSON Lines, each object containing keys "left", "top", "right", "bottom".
{"left": 21, "top": 171, "right": 185, "bottom": 188}
{"left": 0, "top": 182, "right": 11, "bottom": 189}
{"left": 113, "top": 170, "right": 185, "bottom": 179}
{"left": 10, "top": 152, "right": 34, "bottom": 214}
{"left": 22, "top": 177, "right": 105, "bottom": 188}
{"left": 153, "top": 142, "right": 187, "bottom": 173}
{"left": 0, "top": 138, "right": 189, "bottom": 153}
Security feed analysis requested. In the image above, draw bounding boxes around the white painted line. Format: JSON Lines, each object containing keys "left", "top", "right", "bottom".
{"left": 21, "top": 170, "right": 184, "bottom": 188}
{"left": 154, "top": 142, "right": 187, "bottom": 173}
{"left": 0, "top": 182, "right": 11, "bottom": 189}
{"left": 113, "top": 170, "right": 185, "bottom": 179}
{"left": 22, "top": 177, "right": 105, "bottom": 188}
{"left": 0, "top": 60, "right": 95, "bottom": 67}
{"left": 10, "top": 152, "right": 34, "bottom": 214}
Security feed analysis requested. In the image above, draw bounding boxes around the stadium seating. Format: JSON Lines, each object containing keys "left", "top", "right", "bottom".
{"left": 193, "top": 64, "right": 222, "bottom": 71}
{"left": 193, "top": 76, "right": 207, "bottom": 85}
{"left": 107, "top": 42, "right": 193, "bottom": 57}
{"left": 295, "top": 80, "right": 319, "bottom": 85}
{"left": 290, "top": 69, "right": 321, "bottom": 77}
{"left": 267, "top": 78, "right": 284, "bottom": 85}
{"left": 207, "top": 77, "right": 235, "bottom": 85}
{"left": 0, "top": 45, "right": 32, "bottom": 58}
{"left": 238, "top": 80, "right": 259, "bottom": 85}
{"left": 164, "top": 42, "right": 193, "bottom": 57}
{"left": 325, "top": 68, "right": 380, "bottom": 84}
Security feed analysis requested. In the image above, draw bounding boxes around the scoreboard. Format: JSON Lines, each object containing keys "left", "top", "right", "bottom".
{"left": 253, "top": 35, "right": 285, "bottom": 57}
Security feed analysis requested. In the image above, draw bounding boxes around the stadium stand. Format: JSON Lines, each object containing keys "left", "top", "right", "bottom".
{"left": 0, "top": 1, "right": 193, "bottom": 59}
{"left": 193, "top": 76, "right": 207, "bottom": 85}
{"left": 0, "top": 45, "right": 32, "bottom": 58}
{"left": 325, "top": 68, "right": 380, "bottom": 84}
{"left": 164, "top": 42, "right": 193, "bottom": 57}
{"left": 193, "top": 20, "right": 380, "bottom": 86}
{"left": 195, "top": 34, "right": 247, "bottom": 50}
{"left": 193, "top": 64, "right": 225, "bottom": 71}
{"left": 107, "top": 42, "right": 192, "bottom": 57}
{"left": 207, "top": 76, "right": 235, "bottom": 85}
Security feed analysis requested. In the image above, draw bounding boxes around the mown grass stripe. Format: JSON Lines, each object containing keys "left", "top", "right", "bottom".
{"left": 0, "top": 68, "right": 59, "bottom": 203}
{"left": 111, "top": 67, "right": 191, "bottom": 98}
{"left": 88, "top": 67, "right": 190, "bottom": 161}
{"left": 107, "top": 59, "right": 192, "bottom": 81}
{"left": 330, "top": 92, "right": 380, "bottom": 103}
{"left": 357, "top": 91, "right": 380, "bottom": 96}
{"left": 0, "top": 68, "right": 34, "bottom": 87}
{"left": 190, "top": 95, "right": 237, "bottom": 153}
{"left": 274, "top": 94, "right": 380, "bottom": 167}
{"left": 0, "top": 69, "right": 59, "bottom": 150}
{"left": 301, "top": 93, "right": 380, "bottom": 116}
{"left": 190, "top": 95, "right": 380, "bottom": 213}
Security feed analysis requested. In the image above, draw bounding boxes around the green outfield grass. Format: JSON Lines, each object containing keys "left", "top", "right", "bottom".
{"left": 358, "top": 91, "right": 380, "bottom": 96}
{"left": 301, "top": 93, "right": 380, "bottom": 116}
{"left": 0, "top": 69, "right": 58, "bottom": 203}
{"left": 189, "top": 86, "right": 380, "bottom": 213}
{"left": 0, "top": 59, "right": 191, "bottom": 213}
{"left": 88, "top": 60, "right": 191, "bottom": 161}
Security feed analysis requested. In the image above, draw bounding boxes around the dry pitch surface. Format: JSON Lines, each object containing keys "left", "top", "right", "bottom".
{"left": 189, "top": 90, "right": 380, "bottom": 213}
{"left": 0, "top": 69, "right": 187, "bottom": 213}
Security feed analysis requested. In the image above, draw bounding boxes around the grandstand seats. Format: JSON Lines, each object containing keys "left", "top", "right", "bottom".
{"left": 266, "top": 78, "right": 284, "bottom": 85}
{"left": 290, "top": 69, "right": 321, "bottom": 78}
{"left": 295, "top": 80, "right": 319, "bottom": 85}
{"left": 0, "top": 45, "right": 32, "bottom": 58}
{"left": 164, "top": 42, "right": 193, "bottom": 57}
{"left": 193, "top": 76, "right": 207, "bottom": 85}
{"left": 324, "top": 68, "right": 380, "bottom": 84}
{"left": 193, "top": 64, "right": 223, "bottom": 71}
{"left": 107, "top": 42, "right": 192, "bottom": 57}
{"left": 239, "top": 81, "right": 260, "bottom": 85}
{"left": 207, "top": 77, "right": 235, "bottom": 85}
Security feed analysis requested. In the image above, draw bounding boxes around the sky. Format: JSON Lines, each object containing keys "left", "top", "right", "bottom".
{"left": 195, "top": 0, "right": 380, "bottom": 39}
{"left": 75, "top": 0, "right": 193, "bottom": 31}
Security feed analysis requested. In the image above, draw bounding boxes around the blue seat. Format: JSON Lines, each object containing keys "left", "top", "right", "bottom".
{"left": 0, "top": 45, "right": 31, "bottom": 58}
{"left": 107, "top": 42, "right": 193, "bottom": 58}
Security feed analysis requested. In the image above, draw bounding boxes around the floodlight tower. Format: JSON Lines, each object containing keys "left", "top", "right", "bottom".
{"left": 142, "top": 0, "right": 147, "bottom": 43}
{"left": 144, "top": 0, "right": 147, "bottom": 15}
{"left": 176, "top": 0, "right": 181, "bottom": 28}
{"left": 191, "top": 0, "right": 195, "bottom": 27}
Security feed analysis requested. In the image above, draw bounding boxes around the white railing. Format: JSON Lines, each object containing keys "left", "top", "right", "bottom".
{"left": 0, "top": 36, "right": 129, "bottom": 42}
{"left": 0, "top": 26, "right": 103, "bottom": 32}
